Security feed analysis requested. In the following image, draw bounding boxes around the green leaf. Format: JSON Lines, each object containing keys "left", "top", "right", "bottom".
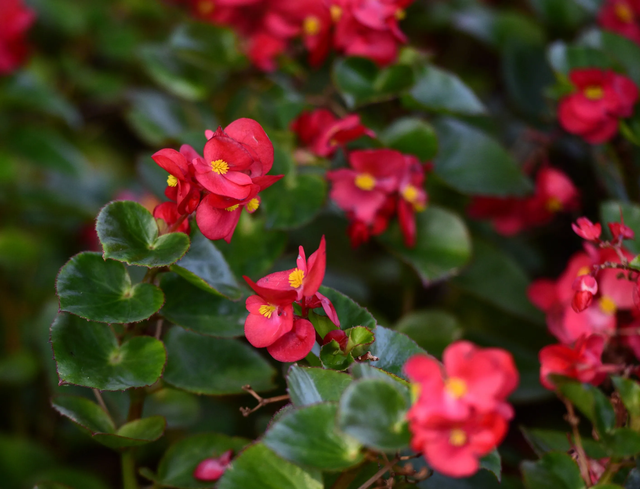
{"left": 333, "top": 57, "right": 414, "bottom": 108}
{"left": 337, "top": 378, "right": 410, "bottom": 453}
{"left": 97, "top": 201, "right": 190, "bottom": 268}
{"left": 480, "top": 449, "right": 501, "bottom": 481}
{"left": 601, "top": 201, "right": 640, "bottom": 254}
{"left": 286, "top": 365, "right": 353, "bottom": 407}
{"left": 558, "top": 379, "right": 615, "bottom": 434}
{"left": 260, "top": 174, "right": 326, "bottom": 230}
{"left": 350, "top": 363, "right": 410, "bottom": 389}
{"left": 56, "top": 252, "right": 164, "bottom": 324}
{"left": 51, "top": 313, "right": 166, "bottom": 390}
{"left": 140, "top": 433, "right": 249, "bottom": 488}
{"left": 598, "top": 31, "right": 640, "bottom": 86}
{"left": 309, "top": 311, "right": 338, "bottom": 338}
{"left": 263, "top": 403, "right": 363, "bottom": 471}
{"left": 320, "top": 341, "right": 354, "bottom": 371}
{"left": 169, "top": 22, "right": 245, "bottom": 70}
{"left": 433, "top": 118, "right": 533, "bottom": 196}
{"left": 379, "top": 117, "right": 438, "bottom": 161}
{"left": 368, "top": 326, "right": 427, "bottom": 381}
{"left": 163, "top": 327, "right": 276, "bottom": 395}
{"left": 346, "top": 326, "right": 375, "bottom": 357}
{"left": 171, "top": 230, "right": 242, "bottom": 300}
{"left": 0, "top": 350, "right": 39, "bottom": 385}
{"left": 547, "top": 42, "right": 613, "bottom": 75}
{"left": 317, "top": 286, "right": 376, "bottom": 331}
{"left": 521, "top": 427, "right": 607, "bottom": 459}
{"left": 160, "top": 273, "right": 246, "bottom": 338}
{"left": 612, "top": 376, "right": 640, "bottom": 417}
{"left": 378, "top": 205, "right": 472, "bottom": 285}
{"left": 602, "top": 428, "right": 640, "bottom": 458}
{"left": 218, "top": 443, "right": 323, "bottom": 489}
{"left": 144, "top": 387, "right": 201, "bottom": 429}
{"left": 403, "top": 65, "right": 486, "bottom": 115}
{"left": 395, "top": 309, "right": 463, "bottom": 358}
{"left": 51, "top": 396, "right": 166, "bottom": 449}
{"left": 521, "top": 452, "right": 586, "bottom": 489}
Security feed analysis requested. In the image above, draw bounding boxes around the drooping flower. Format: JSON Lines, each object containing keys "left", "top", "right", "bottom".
{"left": 598, "top": 0, "right": 640, "bottom": 45}
{"left": 558, "top": 68, "right": 639, "bottom": 144}
{"left": 0, "top": 0, "right": 36, "bottom": 75}
{"left": 193, "top": 450, "right": 233, "bottom": 481}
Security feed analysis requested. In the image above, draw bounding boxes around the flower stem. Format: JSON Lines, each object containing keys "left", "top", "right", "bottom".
{"left": 562, "top": 398, "right": 591, "bottom": 486}
{"left": 121, "top": 450, "right": 138, "bottom": 489}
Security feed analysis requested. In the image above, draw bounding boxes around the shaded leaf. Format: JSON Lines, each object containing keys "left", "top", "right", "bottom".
{"left": 368, "top": 326, "right": 427, "bottom": 381}
{"left": 395, "top": 309, "right": 463, "bottom": 358}
{"left": 380, "top": 117, "right": 438, "bottom": 161}
{"left": 286, "top": 365, "right": 353, "bottom": 407}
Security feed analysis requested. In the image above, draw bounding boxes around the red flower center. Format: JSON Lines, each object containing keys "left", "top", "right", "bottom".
{"left": 167, "top": 175, "right": 178, "bottom": 187}
{"left": 584, "top": 86, "right": 604, "bottom": 101}
{"left": 259, "top": 304, "right": 277, "bottom": 318}
{"left": 211, "top": 159, "right": 229, "bottom": 175}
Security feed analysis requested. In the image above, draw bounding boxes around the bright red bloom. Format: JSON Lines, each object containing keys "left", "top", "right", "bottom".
{"left": 572, "top": 217, "right": 602, "bottom": 241}
{"left": 558, "top": 69, "right": 639, "bottom": 144}
{"left": 0, "top": 0, "right": 35, "bottom": 75}
{"left": 153, "top": 202, "right": 190, "bottom": 234}
{"left": 598, "top": 0, "right": 640, "bottom": 45}
{"left": 609, "top": 221, "right": 635, "bottom": 241}
{"left": 291, "top": 109, "right": 375, "bottom": 157}
{"left": 398, "top": 156, "right": 428, "bottom": 247}
{"left": 346, "top": 196, "right": 396, "bottom": 248}
{"left": 267, "top": 317, "right": 317, "bottom": 362}
{"left": 152, "top": 146, "right": 201, "bottom": 215}
{"left": 539, "top": 334, "right": 611, "bottom": 389}
{"left": 193, "top": 450, "right": 233, "bottom": 481}
{"left": 409, "top": 411, "right": 508, "bottom": 478}
{"left": 571, "top": 275, "right": 598, "bottom": 313}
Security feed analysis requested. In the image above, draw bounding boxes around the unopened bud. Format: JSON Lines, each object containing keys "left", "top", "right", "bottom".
{"left": 572, "top": 291, "right": 594, "bottom": 313}
{"left": 322, "top": 329, "right": 348, "bottom": 351}
{"left": 572, "top": 274, "right": 598, "bottom": 295}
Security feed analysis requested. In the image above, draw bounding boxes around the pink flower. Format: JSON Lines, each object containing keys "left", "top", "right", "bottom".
{"left": 193, "top": 450, "right": 233, "bottom": 481}
{"left": 571, "top": 275, "right": 598, "bottom": 313}
{"left": 153, "top": 202, "right": 190, "bottom": 234}
{"left": 267, "top": 317, "right": 317, "bottom": 362}
{"left": 572, "top": 217, "right": 602, "bottom": 241}
{"left": 598, "top": 0, "right": 640, "bottom": 45}
{"left": 397, "top": 156, "right": 429, "bottom": 247}
{"left": 0, "top": 0, "right": 35, "bottom": 75}
{"left": 152, "top": 147, "right": 201, "bottom": 215}
{"left": 609, "top": 221, "right": 635, "bottom": 241}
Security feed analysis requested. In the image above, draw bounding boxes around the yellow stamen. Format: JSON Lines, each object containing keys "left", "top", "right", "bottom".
{"left": 304, "top": 16, "right": 321, "bottom": 36}
{"left": 247, "top": 198, "right": 260, "bottom": 213}
{"left": 445, "top": 378, "right": 467, "bottom": 399}
{"left": 355, "top": 173, "right": 376, "bottom": 191}
{"left": 197, "top": 0, "right": 214, "bottom": 15}
{"left": 410, "top": 383, "right": 421, "bottom": 404}
{"left": 599, "top": 296, "right": 617, "bottom": 315}
{"left": 584, "top": 86, "right": 604, "bottom": 101}
{"left": 225, "top": 204, "right": 239, "bottom": 212}
{"left": 546, "top": 196, "right": 563, "bottom": 213}
{"left": 396, "top": 9, "right": 406, "bottom": 20}
{"left": 577, "top": 266, "right": 591, "bottom": 277}
{"left": 211, "top": 159, "right": 229, "bottom": 175}
{"left": 330, "top": 5, "right": 343, "bottom": 22}
{"left": 449, "top": 428, "right": 467, "bottom": 447}
{"left": 615, "top": 3, "right": 634, "bottom": 23}
{"left": 259, "top": 304, "right": 277, "bottom": 319}
{"left": 289, "top": 268, "right": 305, "bottom": 289}
{"left": 167, "top": 175, "right": 178, "bottom": 187}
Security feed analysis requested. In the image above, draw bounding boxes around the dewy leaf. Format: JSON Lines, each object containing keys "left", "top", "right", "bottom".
{"left": 404, "top": 65, "right": 487, "bottom": 115}
{"left": 286, "top": 366, "right": 353, "bottom": 407}
{"left": 160, "top": 273, "right": 246, "bottom": 338}
{"left": 140, "top": 433, "right": 249, "bottom": 488}
{"left": 368, "top": 327, "right": 427, "bottom": 381}
{"left": 56, "top": 252, "right": 164, "bottom": 324}
{"left": 337, "top": 378, "right": 410, "bottom": 453}
{"left": 262, "top": 403, "right": 364, "bottom": 471}
{"left": 51, "top": 313, "right": 166, "bottom": 391}
{"left": 433, "top": 118, "right": 533, "bottom": 197}
{"left": 378, "top": 205, "right": 472, "bottom": 285}
{"left": 317, "top": 286, "right": 376, "bottom": 331}
{"left": 171, "top": 230, "right": 242, "bottom": 300}
{"left": 380, "top": 117, "right": 438, "bottom": 162}
{"left": 521, "top": 452, "right": 586, "bottom": 489}
{"left": 600, "top": 201, "right": 640, "bottom": 254}
{"left": 163, "top": 327, "right": 276, "bottom": 395}
{"left": 96, "top": 200, "right": 190, "bottom": 268}
{"left": 218, "top": 443, "right": 323, "bottom": 489}
{"left": 395, "top": 309, "right": 463, "bottom": 358}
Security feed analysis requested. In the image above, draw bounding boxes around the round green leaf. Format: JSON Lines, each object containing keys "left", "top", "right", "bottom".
{"left": 380, "top": 117, "right": 438, "bottom": 162}
{"left": 171, "top": 230, "right": 241, "bottom": 300}
{"left": 395, "top": 309, "right": 463, "bottom": 358}
{"left": 263, "top": 403, "right": 363, "bottom": 471}
{"left": 96, "top": 200, "right": 190, "bottom": 268}
{"left": 144, "top": 387, "right": 201, "bottom": 429}
{"left": 160, "top": 273, "right": 246, "bottom": 338}
{"left": 260, "top": 174, "right": 326, "bottom": 230}
{"left": 140, "top": 433, "right": 249, "bottom": 489}
{"left": 337, "top": 378, "right": 410, "bottom": 453}
{"left": 320, "top": 341, "right": 355, "bottom": 371}
{"left": 481, "top": 449, "right": 502, "bottom": 481}
{"left": 317, "top": 286, "right": 376, "bottom": 331}
{"left": 56, "top": 252, "right": 164, "bottom": 324}
{"left": 286, "top": 366, "right": 353, "bottom": 407}
{"left": 93, "top": 417, "right": 166, "bottom": 449}
{"left": 521, "top": 452, "right": 585, "bottom": 489}
{"left": 368, "top": 326, "right": 427, "bottom": 381}
{"left": 548, "top": 42, "right": 613, "bottom": 75}
{"left": 218, "top": 443, "right": 323, "bottom": 489}
{"left": 51, "top": 313, "right": 167, "bottom": 390}
{"left": 433, "top": 118, "right": 533, "bottom": 196}
{"left": 378, "top": 205, "right": 472, "bottom": 285}
{"left": 163, "top": 327, "right": 276, "bottom": 395}
{"left": 404, "top": 65, "right": 486, "bottom": 115}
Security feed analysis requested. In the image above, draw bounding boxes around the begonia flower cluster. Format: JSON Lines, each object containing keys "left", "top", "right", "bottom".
{"left": 599, "top": 0, "right": 640, "bottom": 45}
{"left": 468, "top": 167, "right": 579, "bottom": 236}
{"left": 177, "top": 0, "right": 413, "bottom": 70}
{"left": 530, "top": 216, "right": 637, "bottom": 389}
{"left": 558, "top": 68, "right": 638, "bottom": 144}
{"left": 0, "top": 0, "right": 36, "bottom": 75}
{"left": 151, "top": 118, "right": 283, "bottom": 242}
{"left": 243, "top": 236, "right": 340, "bottom": 362}
{"left": 405, "top": 342, "right": 518, "bottom": 478}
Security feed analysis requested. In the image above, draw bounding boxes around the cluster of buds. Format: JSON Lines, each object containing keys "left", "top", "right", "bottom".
{"left": 243, "top": 236, "right": 340, "bottom": 362}
{"left": 0, "top": 0, "right": 36, "bottom": 75}
{"left": 404, "top": 342, "right": 518, "bottom": 478}
{"left": 530, "top": 215, "right": 637, "bottom": 389}
{"left": 468, "top": 167, "right": 579, "bottom": 236}
{"left": 151, "top": 118, "right": 282, "bottom": 242}
{"left": 176, "top": 0, "right": 413, "bottom": 70}
{"left": 598, "top": 0, "right": 640, "bottom": 45}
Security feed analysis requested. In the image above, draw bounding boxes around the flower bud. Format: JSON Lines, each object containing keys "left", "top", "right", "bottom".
{"left": 572, "top": 291, "right": 594, "bottom": 313}
{"left": 322, "top": 329, "right": 348, "bottom": 351}
{"left": 572, "top": 274, "right": 598, "bottom": 294}
{"left": 608, "top": 222, "right": 634, "bottom": 241}
{"left": 193, "top": 450, "right": 233, "bottom": 481}
{"left": 571, "top": 217, "right": 601, "bottom": 241}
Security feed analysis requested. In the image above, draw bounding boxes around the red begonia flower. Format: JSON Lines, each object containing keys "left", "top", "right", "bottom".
{"left": 153, "top": 202, "right": 190, "bottom": 234}
{"left": 571, "top": 275, "right": 598, "bottom": 313}
{"left": 609, "top": 221, "right": 635, "bottom": 241}
{"left": 598, "top": 0, "right": 640, "bottom": 45}
{"left": 322, "top": 329, "right": 348, "bottom": 350}
{"left": 527, "top": 279, "right": 559, "bottom": 313}
{"left": 193, "top": 450, "right": 233, "bottom": 481}
{"left": 572, "top": 217, "right": 602, "bottom": 241}
{"left": 267, "top": 317, "right": 316, "bottom": 362}
{"left": 0, "top": 0, "right": 35, "bottom": 75}
{"left": 152, "top": 147, "right": 201, "bottom": 214}
{"left": 224, "top": 118, "right": 275, "bottom": 177}
{"left": 196, "top": 185, "right": 261, "bottom": 243}
{"left": 558, "top": 69, "right": 639, "bottom": 143}
{"left": 397, "top": 156, "right": 428, "bottom": 247}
